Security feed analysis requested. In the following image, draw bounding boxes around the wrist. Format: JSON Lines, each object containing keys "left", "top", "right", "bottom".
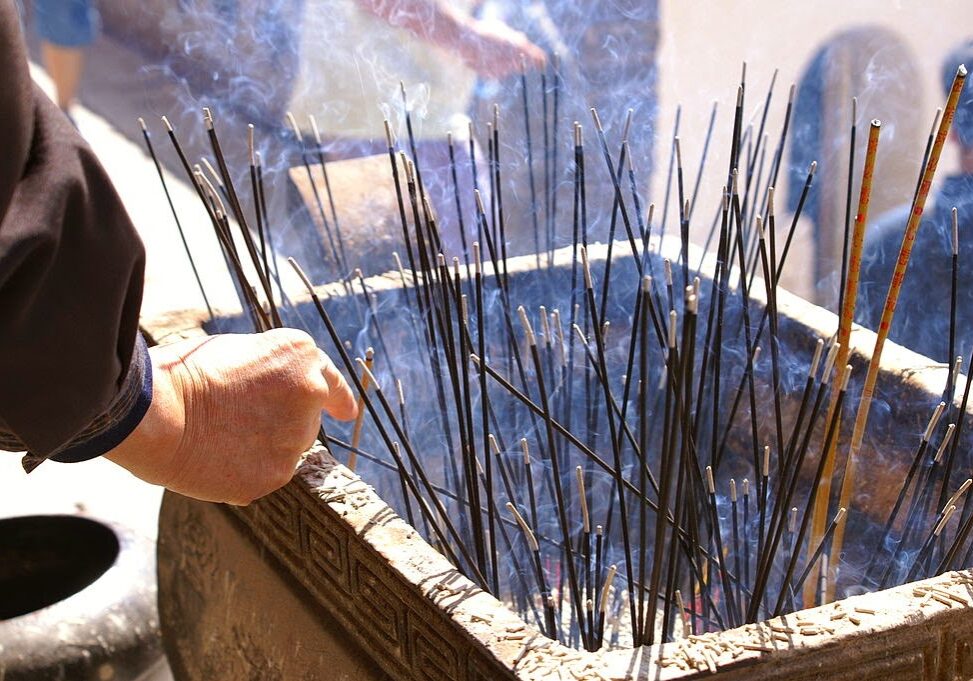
{"left": 104, "top": 345, "right": 186, "bottom": 486}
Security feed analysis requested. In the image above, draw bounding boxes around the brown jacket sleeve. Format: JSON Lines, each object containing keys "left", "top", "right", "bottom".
{"left": 0, "top": 3, "right": 150, "bottom": 468}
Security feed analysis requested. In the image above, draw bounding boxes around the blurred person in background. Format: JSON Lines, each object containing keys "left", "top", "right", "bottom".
{"left": 469, "top": 0, "right": 660, "bottom": 252}
{"left": 32, "top": 0, "right": 99, "bottom": 117}
{"left": 857, "top": 40, "right": 973, "bottom": 364}
{"left": 286, "top": 0, "right": 546, "bottom": 259}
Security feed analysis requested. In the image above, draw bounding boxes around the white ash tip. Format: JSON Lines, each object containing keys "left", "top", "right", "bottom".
{"left": 580, "top": 246, "right": 593, "bottom": 289}
{"left": 762, "top": 445, "right": 770, "bottom": 477}
{"left": 871, "top": 118, "right": 881, "bottom": 128}
{"left": 742, "top": 478, "right": 750, "bottom": 496}
{"left": 809, "top": 338, "right": 825, "bottom": 378}
{"left": 622, "top": 108, "right": 633, "bottom": 140}
{"left": 355, "top": 357, "right": 379, "bottom": 387}
{"left": 935, "top": 423, "right": 956, "bottom": 462}
{"left": 925, "top": 402, "right": 947, "bottom": 441}
{"left": 518, "top": 306, "right": 536, "bottom": 345}
{"left": 959, "top": 64, "right": 968, "bottom": 77}
{"left": 935, "top": 505, "right": 957, "bottom": 536}
{"left": 574, "top": 122, "right": 582, "bottom": 146}
{"left": 287, "top": 258, "right": 314, "bottom": 292}
{"left": 809, "top": 160, "right": 818, "bottom": 174}
{"left": 137, "top": 117, "right": 146, "bottom": 131}
{"left": 705, "top": 466, "right": 715, "bottom": 494}
{"left": 729, "top": 479, "right": 737, "bottom": 502}
{"left": 308, "top": 114, "right": 322, "bottom": 144}
{"left": 953, "top": 207, "right": 959, "bottom": 254}
{"left": 822, "top": 342, "right": 840, "bottom": 383}
{"left": 161, "top": 115, "right": 173, "bottom": 132}
{"left": 590, "top": 107, "right": 604, "bottom": 131}
{"left": 286, "top": 111, "right": 300, "bottom": 138}
{"left": 835, "top": 507, "right": 847, "bottom": 524}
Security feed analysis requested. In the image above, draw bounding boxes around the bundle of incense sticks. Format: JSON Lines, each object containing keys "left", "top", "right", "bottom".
{"left": 143, "top": 61, "right": 969, "bottom": 651}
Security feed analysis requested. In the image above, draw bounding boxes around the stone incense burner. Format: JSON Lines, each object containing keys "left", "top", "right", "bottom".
{"left": 148, "top": 234, "right": 973, "bottom": 681}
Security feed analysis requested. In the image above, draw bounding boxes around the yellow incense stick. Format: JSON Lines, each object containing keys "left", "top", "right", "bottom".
{"left": 825, "top": 65, "right": 967, "bottom": 603}
{"left": 803, "top": 118, "right": 880, "bottom": 605}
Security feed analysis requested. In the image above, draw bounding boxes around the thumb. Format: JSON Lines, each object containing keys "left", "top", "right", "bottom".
{"left": 319, "top": 351, "right": 358, "bottom": 421}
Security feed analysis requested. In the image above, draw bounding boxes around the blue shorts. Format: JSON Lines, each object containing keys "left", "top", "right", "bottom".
{"left": 34, "top": 0, "right": 98, "bottom": 48}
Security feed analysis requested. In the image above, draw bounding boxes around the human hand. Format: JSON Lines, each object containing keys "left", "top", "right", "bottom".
{"left": 459, "top": 19, "right": 546, "bottom": 80}
{"left": 105, "top": 329, "right": 357, "bottom": 505}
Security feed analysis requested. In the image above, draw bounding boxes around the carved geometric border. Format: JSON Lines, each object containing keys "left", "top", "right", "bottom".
{"left": 229, "top": 465, "right": 518, "bottom": 681}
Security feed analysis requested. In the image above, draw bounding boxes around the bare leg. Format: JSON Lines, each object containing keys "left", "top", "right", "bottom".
{"left": 40, "top": 42, "right": 84, "bottom": 110}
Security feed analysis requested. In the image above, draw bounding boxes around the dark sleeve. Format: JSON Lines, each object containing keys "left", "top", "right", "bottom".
{"left": 0, "top": 3, "right": 152, "bottom": 471}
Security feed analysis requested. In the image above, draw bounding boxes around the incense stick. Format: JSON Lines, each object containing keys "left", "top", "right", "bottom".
{"left": 829, "top": 66, "right": 967, "bottom": 599}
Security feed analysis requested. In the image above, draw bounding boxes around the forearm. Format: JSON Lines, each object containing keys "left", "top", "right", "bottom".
{"left": 354, "top": 0, "right": 476, "bottom": 54}
{"left": 0, "top": 4, "right": 148, "bottom": 467}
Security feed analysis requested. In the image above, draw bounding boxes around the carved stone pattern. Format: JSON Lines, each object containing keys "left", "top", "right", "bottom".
{"left": 407, "top": 611, "right": 461, "bottom": 681}
{"left": 249, "top": 485, "right": 301, "bottom": 563}
{"left": 302, "top": 506, "right": 351, "bottom": 595}
{"left": 351, "top": 544, "right": 406, "bottom": 659}
{"left": 230, "top": 482, "right": 516, "bottom": 681}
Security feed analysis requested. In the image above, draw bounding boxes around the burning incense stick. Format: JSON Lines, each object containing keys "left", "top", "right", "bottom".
{"left": 347, "top": 347, "right": 375, "bottom": 471}
{"left": 828, "top": 66, "right": 967, "bottom": 600}
{"left": 806, "top": 118, "right": 881, "bottom": 601}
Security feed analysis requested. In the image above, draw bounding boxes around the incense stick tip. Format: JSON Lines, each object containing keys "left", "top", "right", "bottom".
{"left": 287, "top": 258, "right": 314, "bottom": 292}
{"left": 590, "top": 107, "right": 604, "bottom": 132}
{"left": 517, "top": 306, "right": 536, "bottom": 345}
{"left": 953, "top": 207, "right": 959, "bottom": 254}
{"left": 137, "top": 116, "right": 146, "bottom": 131}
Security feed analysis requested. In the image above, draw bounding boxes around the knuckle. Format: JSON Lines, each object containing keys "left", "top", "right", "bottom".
{"left": 265, "top": 328, "right": 317, "bottom": 356}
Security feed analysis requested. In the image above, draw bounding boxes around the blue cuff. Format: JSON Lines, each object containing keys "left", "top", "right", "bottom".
{"left": 46, "top": 336, "right": 154, "bottom": 465}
